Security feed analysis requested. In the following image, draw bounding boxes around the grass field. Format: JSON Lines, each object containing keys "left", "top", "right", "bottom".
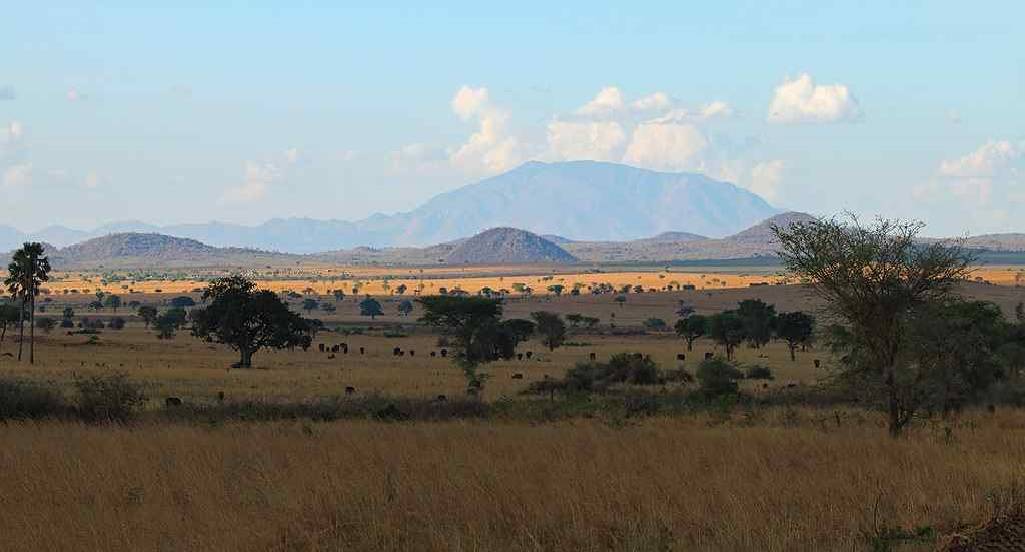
{"left": 3, "top": 271, "right": 1025, "bottom": 550}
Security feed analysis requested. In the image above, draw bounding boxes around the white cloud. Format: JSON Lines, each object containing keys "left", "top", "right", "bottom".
{"left": 938, "top": 140, "right": 1022, "bottom": 178}
{"left": 546, "top": 120, "right": 626, "bottom": 162}
{"left": 576, "top": 86, "right": 625, "bottom": 116}
{"left": 622, "top": 123, "right": 708, "bottom": 171}
{"left": 2, "top": 163, "right": 32, "bottom": 188}
{"left": 767, "top": 73, "right": 862, "bottom": 124}
{"left": 745, "top": 160, "right": 786, "bottom": 203}
{"left": 451, "top": 86, "right": 490, "bottom": 120}
{"left": 284, "top": 147, "right": 299, "bottom": 164}
{"left": 631, "top": 91, "right": 671, "bottom": 111}
{"left": 448, "top": 86, "right": 521, "bottom": 174}
{"left": 221, "top": 161, "right": 279, "bottom": 203}
{"left": 648, "top": 101, "right": 734, "bottom": 124}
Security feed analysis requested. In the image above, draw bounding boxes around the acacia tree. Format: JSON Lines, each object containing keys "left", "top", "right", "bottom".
{"left": 707, "top": 312, "right": 744, "bottom": 361}
{"left": 359, "top": 297, "right": 383, "bottom": 319}
{"left": 776, "top": 311, "right": 815, "bottom": 361}
{"left": 4, "top": 243, "right": 51, "bottom": 364}
{"left": 674, "top": 314, "right": 707, "bottom": 351}
{"left": 191, "top": 276, "right": 312, "bottom": 368}
{"left": 774, "top": 215, "right": 972, "bottom": 437}
{"left": 531, "top": 311, "right": 566, "bottom": 352}
{"left": 418, "top": 296, "right": 532, "bottom": 394}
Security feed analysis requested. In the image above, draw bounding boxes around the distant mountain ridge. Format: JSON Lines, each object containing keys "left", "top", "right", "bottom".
{"left": 9, "top": 212, "right": 1025, "bottom": 269}
{"left": 1, "top": 161, "right": 780, "bottom": 253}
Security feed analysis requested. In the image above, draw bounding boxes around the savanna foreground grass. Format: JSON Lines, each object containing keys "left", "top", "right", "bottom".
{"left": 2, "top": 412, "right": 1023, "bottom": 552}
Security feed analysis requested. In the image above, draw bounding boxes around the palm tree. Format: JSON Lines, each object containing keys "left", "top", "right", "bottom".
{"left": 4, "top": 243, "right": 51, "bottom": 364}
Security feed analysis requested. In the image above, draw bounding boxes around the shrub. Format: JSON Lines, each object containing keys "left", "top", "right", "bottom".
{"left": 59, "top": 319, "right": 74, "bottom": 328}
{"left": 745, "top": 365, "right": 775, "bottom": 380}
{"left": 530, "top": 353, "right": 662, "bottom": 394}
{"left": 74, "top": 373, "right": 147, "bottom": 423}
{"left": 0, "top": 379, "right": 67, "bottom": 420}
{"left": 696, "top": 358, "right": 744, "bottom": 397}
{"left": 642, "top": 317, "right": 669, "bottom": 331}
{"left": 108, "top": 317, "right": 126, "bottom": 330}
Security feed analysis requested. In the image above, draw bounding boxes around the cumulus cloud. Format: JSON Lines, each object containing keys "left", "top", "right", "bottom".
{"left": 631, "top": 91, "right": 671, "bottom": 112}
{"left": 767, "top": 73, "right": 862, "bottom": 124}
{"left": 221, "top": 161, "right": 279, "bottom": 203}
{"left": 938, "top": 140, "right": 1022, "bottom": 178}
{"left": 622, "top": 123, "right": 708, "bottom": 171}
{"left": 546, "top": 120, "right": 626, "bottom": 162}
{"left": 2, "top": 163, "right": 32, "bottom": 188}
{"left": 744, "top": 160, "right": 786, "bottom": 203}
{"left": 448, "top": 86, "right": 521, "bottom": 174}
{"left": 576, "top": 86, "right": 625, "bottom": 116}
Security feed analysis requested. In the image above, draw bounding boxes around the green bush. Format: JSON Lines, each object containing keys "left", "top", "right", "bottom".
{"left": 745, "top": 365, "right": 775, "bottom": 380}
{"left": 0, "top": 379, "right": 67, "bottom": 420}
{"left": 74, "top": 373, "right": 147, "bottom": 423}
{"left": 696, "top": 358, "right": 744, "bottom": 397}
{"left": 529, "top": 353, "right": 662, "bottom": 395}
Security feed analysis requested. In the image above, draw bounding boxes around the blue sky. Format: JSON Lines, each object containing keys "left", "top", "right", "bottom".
{"left": 1, "top": 2, "right": 1023, "bottom": 235}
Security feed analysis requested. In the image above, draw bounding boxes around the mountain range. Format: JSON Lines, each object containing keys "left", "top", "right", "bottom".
{"left": 0, "top": 161, "right": 781, "bottom": 253}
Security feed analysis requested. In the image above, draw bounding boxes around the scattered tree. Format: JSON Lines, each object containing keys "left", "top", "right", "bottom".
{"left": 674, "top": 314, "right": 708, "bottom": 351}
{"left": 359, "top": 297, "right": 383, "bottom": 319}
{"left": 776, "top": 311, "right": 816, "bottom": 361}
{"left": 4, "top": 242, "right": 51, "bottom": 363}
{"left": 531, "top": 311, "right": 567, "bottom": 352}
{"left": 397, "top": 299, "right": 414, "bottom": 317}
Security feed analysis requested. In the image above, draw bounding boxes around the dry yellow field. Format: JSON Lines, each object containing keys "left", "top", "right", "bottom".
{"left": 1, "top": 414, "right": 1022, "bottom": 551}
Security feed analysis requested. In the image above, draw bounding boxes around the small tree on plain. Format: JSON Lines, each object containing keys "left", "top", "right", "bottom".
{"left": 531, "top": 311, "right": 567, "bottom": 352}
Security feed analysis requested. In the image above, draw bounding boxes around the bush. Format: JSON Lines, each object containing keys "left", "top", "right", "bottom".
{"left": 74, "top": 373, "right": 147, "bottom": 423}
{"left": 530, "top": 353, "right": 662, "bottom": 395}
{"left": 108, "top": 317, "right": 126, "bottom": 330}
{"left": 60, "top": 319, "right": 74, "bottom": 328}
{"left": 0, "top": 379, "right": 67, "bottom": 420}
{"left": 745, "top": 365, "right": 775, "bottom": 380}
{"left": 696, "top": 358, "right": 744, "bottom": 397}
{"left": 642, "top": 317, "right": 669, "bottom": 331}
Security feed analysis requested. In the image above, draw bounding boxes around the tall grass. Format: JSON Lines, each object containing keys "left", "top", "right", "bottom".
{"left": 0, "top": 413, "right": 1021, "bottom": 551}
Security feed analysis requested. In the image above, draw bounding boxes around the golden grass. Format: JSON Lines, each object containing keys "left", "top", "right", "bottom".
{"left": 0, "top": 413, "right": 1021, "bottom": 551}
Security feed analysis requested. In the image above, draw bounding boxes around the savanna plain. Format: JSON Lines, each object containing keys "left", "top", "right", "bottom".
{"left": 2, "top": 267, "right": 1025, "bottom": 551}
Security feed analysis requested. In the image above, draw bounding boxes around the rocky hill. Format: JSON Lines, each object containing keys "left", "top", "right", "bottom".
{"left": 445, "top": 228, "right": 578, "bottom": 265}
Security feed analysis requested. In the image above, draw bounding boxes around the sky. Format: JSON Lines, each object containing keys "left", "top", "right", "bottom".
{"left": 1, "top": 2, "right": 1023, "bottom": 236}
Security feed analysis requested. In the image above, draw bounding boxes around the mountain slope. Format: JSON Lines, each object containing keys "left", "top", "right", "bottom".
{"left": 445, "top": 228, "right": 577, "bottom": 265}
{"left": 45, "top": 233, "right": 294, "bottom": 268}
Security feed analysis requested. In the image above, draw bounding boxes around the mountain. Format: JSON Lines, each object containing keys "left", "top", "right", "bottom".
{"left": 639, "top": 231, "right": 708, "bottom": 243}
{"left": 10, "top": 161, "right": 780, "bottom": 253}
{"left": 445, "top": 228, "right": 578, "bottom": 265}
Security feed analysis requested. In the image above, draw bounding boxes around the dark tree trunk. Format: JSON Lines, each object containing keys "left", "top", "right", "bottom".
{"left": 789, "top": 344, "right": 797, "bottom": 362}
{"left": 16, "top": 296, "right": 25, "bottom": 362}
{"left": 29, "top": 291, "right": 35, "bottom": 364}
{"left": 239, "top": 347, "right": 254, "bottom": 368}
{"left": 686, "top": 339, "right": 693, "bottom": 352}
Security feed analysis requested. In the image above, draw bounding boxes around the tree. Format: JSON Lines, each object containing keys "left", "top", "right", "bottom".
{"left": 643, "top": 318, "right": 669, "bottom": 332}
{"left": 104, "top": 294, "right": 122, "bottom": 313}
{"left": 547, "top": 284, "right": 565, "bottom": 296}
{"left": 696, "top": 357, "right": 744, "bottom": 396}
{"left": 191, "top": 276, "right": 312, "bottom": 368}
{"left": 531, "top": 311, "right": 567, "bottom": 352}
{"left": 776, "top": 311, "right": 815, "bottom": 361}
{"left": 169, "top": 296, "right": 196, "bottom": 309}
{"left": 154, "top": 312, "right": 179, "bottom": 340}
{"left": 418, "top": 296, "right": 532, "bottom": 393}
{"left": 137, "top": 305, "right": 158, "bottom": 329}
{"left": 395, "top": 283, "right": 407, "bottom": 295}
{"left": 35, "top": 317, "right": 55, "bottom": 334}
{"left": 614, "top": 294, "right": 626, "bottom": 308}
{"left": 62, "top": 306, "right": 74, "bottom": 320}
{"left": 566, "top": 313, "right": 584, "bottom": 328}
{"left": 774, "top": 215, "right": 972, "bottom": 437}
{"left": 735, "top": 299, "right": 777, "bottom": 348}
{"left": 707, "top": 312, "right": 745, "bottom": 361}
{"left": 0, "top": 304, "right": 20, "bottom": 349}
{"left": 674, "top": 314, "right": 708, "bottom": 351}
{"left": 332, "top": 289, "right": 346, "bottom": 302}
{"left": 359, "top": 297, "right": 383, "bottom": 319}
{"left": 302, "top": 298, "right": 320, "bottom": 312}
{"left": 4, "top": 242, "right": 51, "bottom": 364}
{"left": 397, "top": 299, "right": 414, "bottom": 317}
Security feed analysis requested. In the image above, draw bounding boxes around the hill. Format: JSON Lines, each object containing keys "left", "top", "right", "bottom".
{"left": 10, "top": 161, "right": 780, "bottom": 252}
{"left": 35, "top": 233, "right": 294, "bottom": 269}
{"left": 445, "top": 228, "right": 578, "bottom": 265}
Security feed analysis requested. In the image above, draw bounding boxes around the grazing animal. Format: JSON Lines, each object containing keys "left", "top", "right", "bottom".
{"left": 359, "top": 347, "right": 365, "bottom": 355}
{"left": 341, "top": 343, "right": 348, "bottom": 354}
{"left": 511, "top": 373, "right": 524, "bottom": 380}
{"left": 217, "top": 391, "right": 225, "bottom": 402}
{"left": 517, "top": 353, "right": 524, "bottom": 361}
{"left": 345, "top": 386, "right": 356, "bottom": 396}
{"left": 393, "top": 347, "right": 402, "bottom": 356}
{"left": 430, "top": 351, "right": 436, "bottom": 357}
{"left": 676, "top": 353, "right": 685, "bottom": 361}
{"left": 440, "top": 349, "right": 448, "bottom": 358}
{"left": 814, "top": 359, "right": 821, "bottom": 368}
{"left": 165, "top": 397, "right": 183, "bottom": 407}
{"left": 704, "top": 352, "right": 714, "bottom": 360}
{"left": 408, "top": 350, "right": 415, "bottom": 357}
{"left": 436, "top": 394, "right": 447, "bottom": 402}
{"left": 331, "top": 345, "right": 339, "bottom": 353}
{"left": 318, "top": 343, "right": 325, "bottom": 353}
{"left": 328, "top": 354, "right": 335, "bottom": 359}
{"left": 525, "top": 351, "right": 533, "bottom": 360}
